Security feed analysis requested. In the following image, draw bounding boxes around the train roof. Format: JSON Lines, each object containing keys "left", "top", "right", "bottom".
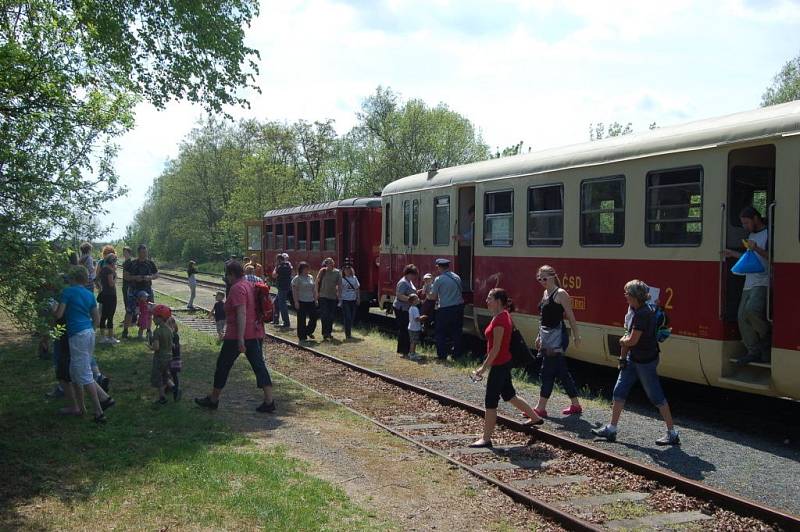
{"left": 263, "top": 197, "right": 381, "bottom": 218}
{"left": 382, "top": 101, "right": 800, "bottom": 196}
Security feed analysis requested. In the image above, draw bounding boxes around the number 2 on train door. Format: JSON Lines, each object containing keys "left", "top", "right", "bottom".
{"left": 664, "top": 287, "right": 674, "bottom": 310}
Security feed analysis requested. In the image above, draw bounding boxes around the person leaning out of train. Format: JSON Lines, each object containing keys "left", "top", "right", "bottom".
{"left": 723, "top": 206, "right": 771, "bottom": 365}
{"left": 592, "top": 280, "right": 680, "bottom": 446}
{"left": 470, "top": 288, "right": 543, "bottom": 448}
{"left": 532, "top": 265, "right": 583, "bottom": 418}
{"left": 292, "top": 261, "right": 319, "bottom": 343}
{"left": 316, "top": 257, "right": 342, "bottom": 341}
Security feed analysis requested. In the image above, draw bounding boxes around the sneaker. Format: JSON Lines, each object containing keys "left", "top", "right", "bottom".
{"left": 562, "top": 405, "right": 583, "bottom": 416}
{"left": 195, "top": 396, "right": 219, "bottom": 410}
{"left": 523, "top": 407, "right": 547, "bottom": 419}
{"left": 735, "top": 352, "right": 760, "bottom": 366}
{"left": 656, "top": 431, "right": 681, "bottom": 446}
{"left": 108, "top": 338, "right": 121, "bottom": 345}
{"left": 591, "top": 425, "right": 617, "bottom": 442}
{"left": 256, "top": 400, "right": 276, "bottom": 413}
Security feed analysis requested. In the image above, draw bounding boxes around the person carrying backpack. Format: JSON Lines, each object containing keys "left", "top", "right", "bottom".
{"left": 469, "top": 288, "right": 543, "bottom": 448}
{"left": 531, "top": 265, "right": 583, "bottom": 418}
{"left": 592, "top": 280, "right": 680, "bottom": 446}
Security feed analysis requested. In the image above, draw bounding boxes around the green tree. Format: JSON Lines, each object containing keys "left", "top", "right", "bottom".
{"left": 1, "top": 0, "right": 259, "bottom": 331}
{"left": 589, "top": 121, "right": 633, "bottom": 141}
{"left": 761, "top": 51, "right": 800, "bottom": 106}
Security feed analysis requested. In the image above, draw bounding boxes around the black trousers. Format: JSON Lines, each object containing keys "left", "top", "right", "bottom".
{"left": 297, "top": 301, "right": 318, "bottom": 341}
{"left": 213, "top": 339, "right": 271, "bottom": 390}
{"left": 395, "top": 308, "right": 410, "bottom": 354}
{"left": 319, "top": 297, "right": 338, "bottom": 337}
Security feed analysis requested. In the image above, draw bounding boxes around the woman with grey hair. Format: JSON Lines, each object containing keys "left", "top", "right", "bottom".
{"left": 592, "top": 279, "right": 680, "bottom": 446}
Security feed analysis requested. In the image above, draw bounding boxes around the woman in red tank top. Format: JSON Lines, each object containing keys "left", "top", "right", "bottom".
{"left": 470, "top": 288, "right": 543, "bottom": 448}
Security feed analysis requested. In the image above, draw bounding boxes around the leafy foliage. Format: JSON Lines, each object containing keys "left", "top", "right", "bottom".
{"left": 127, "top": 87, "right": 490, "bottom": 262}
{"left": 761, "top": 51, "right": 800, "bottom": 106}
{"left": 0, "top": 1, "right": 259, "bottom": 331}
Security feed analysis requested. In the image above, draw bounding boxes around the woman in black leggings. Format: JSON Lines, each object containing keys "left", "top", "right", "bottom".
{"left": 98, "top": 254, "right": 119, "bottom": 345}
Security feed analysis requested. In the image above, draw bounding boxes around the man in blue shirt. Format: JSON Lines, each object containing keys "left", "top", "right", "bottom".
{"left": 427, "top": 258, "right": 464, "bottom": 360}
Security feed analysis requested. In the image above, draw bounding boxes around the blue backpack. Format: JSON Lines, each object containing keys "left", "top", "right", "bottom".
{"left": 649, "top": 304, "right": 671, "bottom": 343}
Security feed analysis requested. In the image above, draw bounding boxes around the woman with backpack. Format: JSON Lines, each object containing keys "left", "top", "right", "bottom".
{"left": 469, "top": 288, "right": 543, "bottom": 448}
{"left": 592, "top": 279, "right": 680, "bottom": 446}
{"left": 531, "top": 265, "right": 583, "bottom": 418}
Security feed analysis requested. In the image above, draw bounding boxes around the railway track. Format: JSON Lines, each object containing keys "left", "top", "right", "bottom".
{"left": 158, "top": 286, "right": 798, "bottom": 531}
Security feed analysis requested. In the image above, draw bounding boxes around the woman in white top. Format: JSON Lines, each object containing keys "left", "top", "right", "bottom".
{"left": 339, "top": 264, "right": 360, "bottom": 340}
{"left": 291, "top": 261, "right": 318, "bottom": 342}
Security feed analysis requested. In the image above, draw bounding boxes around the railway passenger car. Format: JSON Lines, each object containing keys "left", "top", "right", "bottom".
{"left": 380, "top": 102, "right": 800, "bottom": 400}
{"left": 245, "top": 198, "right": 383, "bottom": 307}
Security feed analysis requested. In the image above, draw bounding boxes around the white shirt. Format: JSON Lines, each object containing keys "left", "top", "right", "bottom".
{"left": 341, "top": 275, "right": 360, "bottom": 301}
{"left": 744, "top": 228, "right": 769, "bottom": 290}
{"left": 408, "top": 306, "right": 422, "bottom": 332}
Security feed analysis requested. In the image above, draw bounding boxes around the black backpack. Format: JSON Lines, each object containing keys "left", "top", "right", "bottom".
{"left": 510, "top": 327, "right": 536, "bottom": 368}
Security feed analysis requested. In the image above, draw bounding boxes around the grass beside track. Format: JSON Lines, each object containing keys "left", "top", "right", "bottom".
{"left": 0, "top": 292, "right": 388, "bottom": 531}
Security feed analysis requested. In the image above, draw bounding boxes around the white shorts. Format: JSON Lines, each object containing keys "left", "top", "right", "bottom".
{"left": 68, "top": 329, "right": 96, "bottom": 386}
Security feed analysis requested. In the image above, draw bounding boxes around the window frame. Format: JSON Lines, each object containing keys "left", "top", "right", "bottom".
{"left": 580, "top": 175, "right": 626, "bottom": 248}
{"left": 297, "top": 221, "right": 307, "bottom": 250}
{"left": 645, "top": 165, "right": 704, "bottom": 248}
{"left": 526, "top": 183, "right": 564, "bottom": 247}
{"left": 265, "top": 224, "right": 274, "bottom": 250}
{"left": 285, "top": 221, "right": 296, "bottom": 250}
{"left": 310, "top": 220, "right": 321, "bottom": 251}
{"left": 412, "top": 199, "right": 419, "bottom": 246}
{"left": 384, "top": 202, "right": 391, "bottom": 246}
{"left": 433, "top": 195, "right": 450, "bottom": 246}
{"left": 323, "top": 218, "right": 336, "bottom": 251}
{"left": 403, "top": 200, "right": 411, "bottom": 246}
{"left": 483, "top": 188, "right": 515, "bottom": 248}
{"left": 275, "top": 223, "right": 284, "bottom": 250}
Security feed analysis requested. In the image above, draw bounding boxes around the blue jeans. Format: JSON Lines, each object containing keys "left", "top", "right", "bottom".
{"left": 341, "top": 300, "right": 357, "bottom": 337}
{"left": 435, "top": 304, "right": 463, "bottom": 359}
{"left": 539, "top": 353, "right": 579, "bottom": 399}
{"left": 274, "top": 288, "right": 290, "bottom": 326}
{"left": 612, "top": 356, "right": 667, "bottom": 407}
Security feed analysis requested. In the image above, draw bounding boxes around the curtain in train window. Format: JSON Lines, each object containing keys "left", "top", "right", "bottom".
{"left": 646, "top": 167, "right": 703, "bottom": 246}
{"left": 403, "top": 200, "right": 411, "bottom": 246}
{"left": 433, "top": 196, "right": 450, "bottom": 246}
{"left": 484, "top": 190, "right": 514, "bottom": 247}
{"left": 324, "top": 219, "right": 336, "bottom": 250}
{"left": 527, "top": 184, "right": 563, "bottom": 246}
{"left": 286, "top": 223, "right": 296, "bottom": 250}
{"left": 310, "top": 221, "right": 321, "bottom": 251}
{"left": 581, "top": 176, "right": 625, "bottom": 246}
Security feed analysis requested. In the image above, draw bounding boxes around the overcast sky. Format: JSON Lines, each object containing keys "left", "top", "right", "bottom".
{"left": 103, "top": 0, "right": 800, "bottom": 239}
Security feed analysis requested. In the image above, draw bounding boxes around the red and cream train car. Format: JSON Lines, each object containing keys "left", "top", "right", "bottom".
{"left": 380, "top": 102, "right": 800, "bottom": 400}
{"left": 246, "top": 198, "right": 383, "bottom": 306}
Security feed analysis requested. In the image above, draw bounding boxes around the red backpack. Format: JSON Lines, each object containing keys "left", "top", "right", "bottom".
{"left": 253, "top": 282, "right": 274, "bottom": 323}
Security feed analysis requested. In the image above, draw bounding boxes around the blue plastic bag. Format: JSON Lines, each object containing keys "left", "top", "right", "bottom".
{"left": 731, "top": 249, "right": 764, "bottom": 275}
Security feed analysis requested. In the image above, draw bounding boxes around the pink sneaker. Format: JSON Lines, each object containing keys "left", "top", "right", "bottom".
{"left": 562, "top": 405, "right": 583, "bottom": 416}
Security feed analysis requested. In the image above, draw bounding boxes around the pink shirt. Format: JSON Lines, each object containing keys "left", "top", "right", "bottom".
{"left": 223, "top": 278, "right": 265, "bottom": 340}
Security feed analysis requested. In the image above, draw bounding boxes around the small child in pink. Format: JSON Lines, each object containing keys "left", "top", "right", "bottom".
{"left": 136, "top": 291, "right": 153, "bottom": 343}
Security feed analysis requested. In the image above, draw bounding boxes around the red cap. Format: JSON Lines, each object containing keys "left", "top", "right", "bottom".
{"left": 153, "top": 304, "right": 172, "bottom": 320}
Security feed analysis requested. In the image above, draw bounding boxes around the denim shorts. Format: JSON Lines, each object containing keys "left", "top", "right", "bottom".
{"left": 612, "top": 356, "right": 667, "bottom": 407}
{"left": 68, "top": 329, "right": 95, "bottom": 386}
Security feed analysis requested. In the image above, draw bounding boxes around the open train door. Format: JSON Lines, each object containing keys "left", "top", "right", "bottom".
{"left": 717, "top": 145, "right": 775, "bottom": 393}
{"left": 455, "top": 186, "right": 475, "bottom": 293}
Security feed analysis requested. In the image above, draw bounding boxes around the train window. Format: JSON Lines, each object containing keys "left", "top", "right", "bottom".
{"left": 403, "top": 200, "right": 411, "bottom": 246}
{"left": 384, "top": 203, "right": 391, "bottom": 246}
{"left": 310, "top": 221, "right": 321, "bottom": 251}
{"left": 265, "top": 224, "right": 274, "bottom": 250}
{"left": 286, "top": 223, "right": 296, "bottom": 250}
{"left": 484, "top": 190, "right": 514, "bottom": 247}
{"left": 324, "top": 219, "right": 336, "bottom": 250}
{"left": 646, "top": 166, "right": 703, "bottom": 246}
{"left": 297, "top": 222, "right": 307, "bottom": 250}
{"left": 581, "top": 176, "right": 625, "bottom": 246}
{"left": 527, "top": 184, "right": 563, "bottom": 247}
{"left": 412, "top": 199, "right": 419, "bottom": 246}
{"left": 247, "top": 225, "right": 262, "bottom": 251}
{"left": 275, "top": 223, "right": 284, "bottom": 250}
{"left": 433, "top": 196, "right": 450, "bottom": 246}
